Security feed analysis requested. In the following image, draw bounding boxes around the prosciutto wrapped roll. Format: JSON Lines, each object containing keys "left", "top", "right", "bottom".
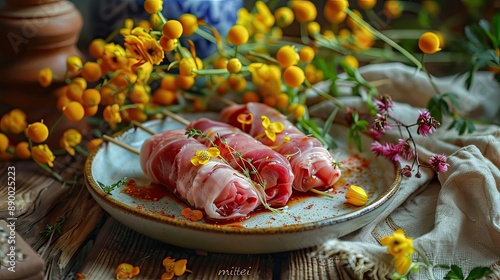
{"left": 221, "top": 102, "right": 341, "bottom": 192}
{"left": 140, "top": 129, "right": 262, "bottom": 220}
{"left": 187, "top": 118, "right": 294, "bottom": 207}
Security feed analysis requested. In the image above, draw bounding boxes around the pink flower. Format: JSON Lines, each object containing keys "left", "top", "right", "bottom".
{"left": 394, "top": 139, "right": 414, "bottom": 161}
{"left": 375, "top": 94, "right": 394, "bottom": 114}
{"left": 370, "top": 141, "right": 401, "bottom": 162}
{"left": 428, "top": 153, "right": 450, "bottom": 172}
{"left": 373, "top": 114, "right": 392, "bottom": 133}
{"left": 416, "top": 110, "right": 440, "bottom": 137}
{"left": 401, "top": 165, "right": 413, "bottom": 177}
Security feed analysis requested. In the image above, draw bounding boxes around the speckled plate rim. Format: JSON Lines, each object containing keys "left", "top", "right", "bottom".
{"left": 84, "top": 121, "right": 402, "bottom": 235}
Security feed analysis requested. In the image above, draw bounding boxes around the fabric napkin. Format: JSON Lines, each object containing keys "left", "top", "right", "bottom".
{"left": 309, "top": 63, "right": 500, "bottom": 279}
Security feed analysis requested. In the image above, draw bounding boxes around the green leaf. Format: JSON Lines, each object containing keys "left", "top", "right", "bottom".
{"left": 493, "top": 13, "right": 500, "bottom": 47}
{"left": 443, "top": 93, "right": 461, "bottom": 109}
{"left": 444, "top": 265, "right": 464, "bottom": 280}
{"left": 426, "top": 95, "right": 444, "bottom": 123}
{"left": 465, "top": 26, "right": 483, "bottom": 50}
{"left": 98, "top": 177, "right": 128, "bottom": 195}
{"left": 465, "top": 267, "right": 492, "bottom": 280}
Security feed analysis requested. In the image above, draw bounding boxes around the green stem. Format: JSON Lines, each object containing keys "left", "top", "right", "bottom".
{"left": 344, "top": 8, "right": 423, "bottom": 70}
{"left": 420, "top": 53, "right": 442, "bottom": 94}
{"left": 48, "top": 113, "right": 65, "bottom": 137}
{"left": 309, "top": 188, "right": 334, "bottom": 198}
{"left": 158, "top": 12, "right": 167, "bottom": 25}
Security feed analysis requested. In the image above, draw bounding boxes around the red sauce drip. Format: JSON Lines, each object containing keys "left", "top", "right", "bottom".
{"left": 121, "top": 179, "right": 171, "bottom": 201}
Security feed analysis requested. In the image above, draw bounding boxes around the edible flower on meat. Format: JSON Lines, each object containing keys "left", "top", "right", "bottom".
{"left": 190, "top": 147, "right": 220, "bottom": 166}
{"left": 261, "top": 115, "right": 284, "bottom": 142}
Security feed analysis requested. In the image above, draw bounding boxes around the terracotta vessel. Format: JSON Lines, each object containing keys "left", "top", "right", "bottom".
{"left": 0, "top": 0, "right": 83, "bottom": 115}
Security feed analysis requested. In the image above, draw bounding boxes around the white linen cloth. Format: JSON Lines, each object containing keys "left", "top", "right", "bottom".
{"left": 309, "top": 63, "right": 500, "bottom": 279}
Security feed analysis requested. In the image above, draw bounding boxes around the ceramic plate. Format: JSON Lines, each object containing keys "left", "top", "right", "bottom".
{"left": 84, "top": 114, "right": 401, "bottom": 254}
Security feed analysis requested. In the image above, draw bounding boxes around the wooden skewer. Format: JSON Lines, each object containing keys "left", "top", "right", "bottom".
{"left": 213, "top": 95, "right": 237, "bottom": 106}
{"left": 161, "top": 109, "right": 190, "bottom": 126}
{"left": 103, "top": 135, "right": 140, "bottom": 155}
{"left": 132, "top": 120, "right": 155, "bottom": 135}
{"left": 131, "top": 120, "right": 156, "bottom": 135}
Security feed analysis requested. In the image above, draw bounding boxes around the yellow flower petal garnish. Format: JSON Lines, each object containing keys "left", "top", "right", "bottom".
{"left": 237, "top": 113, "right": 253, "bottom": 130}
{"left": 115, "top": 263, "right": 140, "bottom": 279}
{"left": 60, "top": 129, "right": 82, "bottom": 156}
{"left": 190, "top": 147, "right": 220, "bottom": 166}
{"left": 162, "top": 257, "right": 190, "bottom": 280}
{"left": 31, "top": 144, "right": 55, "bottom": 167}
{"left": 261, "top": 116, "right": 284, "bottom": 142}
{"left": 380, "top": 228, "right": 414, "bottom": 257}
{"left": 345, "top": 185, "right": 368, "bottom": 206}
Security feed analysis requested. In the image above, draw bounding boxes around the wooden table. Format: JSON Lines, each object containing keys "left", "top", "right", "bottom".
{"left": 1, "top": 154, "right": 354, "bottom": 279}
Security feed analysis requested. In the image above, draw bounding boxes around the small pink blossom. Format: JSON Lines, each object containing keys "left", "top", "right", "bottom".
{"left": 373, "top": 114, "right": 392, "bottom": 133}
{"left": 394, "top": 139, "right": 414, "bottom": 161}
{"left": 375, "top": 95, "right": 394, "bottom": 115}
{"left": 401, "top": 165, "right": 413, "bottom": 178}
{"left": 428, "top": 153, "right": 450, "bottom": 172}
{"left": 416, "top": 110, "right": 440, "bottom": 137}
{"left": 370, "top": 141, "right": 401, "bottom": 162}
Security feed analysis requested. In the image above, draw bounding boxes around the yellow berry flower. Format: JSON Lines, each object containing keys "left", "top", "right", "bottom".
{"left": 72, "top": 77, "right": 87, "bottom": 90}
{"left": 358, "top": 0, "right": 377, "bottom": 10}
{"left": 161, "top": 257, "right": 189, "bottom": 279}
{"left": 160, "top": 36, "right": 178, "bottom": 52}
{"left": 1, "top": 109, "right": 27, "bottom": 134}
{"left": 283, "top": 66, "right": 305, "bottom": 88}
{"left": 423, "top": 0, "right": 440, "bottom": 17}
{"left": 15, "top": 141, "right": 31, "bottom": 159}
{"left": 261, "top": 116, "right": 284, "bottom": 142}
{"left": 380, "top": 229, "right": 414, "bottom": 257}
{"left": 179, "top": 13, "right": 198, "bottom": 36}
{"left": 227, "top": 75, "right": 246, "bottom": 92}
{"left": 87, "top": 138, "right": 103, "bottom": 152}
{"left": 81, "top": 62, "right": 102, "bottom": 83}
{"left": 129, "top": 84, "right": 150, "bottom": 105}
{"left": 115, "top": 263, "right": 140, "bottom": 279}
{"left": 307, "top": 21, "right": 321, "bottom": 36}
{"left": 418, "top": 31, "right": 442, "bottom": 54}
{"left": 393, "top": 255, "right": 412, "bottom": 275}
{"left": 38, "top": 68, "right": 53, "bottom": 88}
{"left": 31, "top": 144, "right": 55, "bottom": 167}
{"left": 160, "top": 75, "right": 177, "bottom": 90}
{"left": 276, "top": 45, "right": 299, "bottom": 68}
{"left": 290, "top": 0, "right": 317, "bottom": 23}
{"left": 242, "top": 91, "right": 260, "bottom": 103}
{"left": 143, "top": 0, "right": 163, "bottom": 14}
{"left": 66, "top": 56, "right": 83, "bottom": 73}
{"left": 82, "top": 89, "right": 101, "bottom": 107}
{"left": 63, "top": 102, "right": 85, "bottom": 122}
{"left": 288, "top": 103, "right": 306, "bottom": 119}
{"left": 384, "top": 0, "right": 402, "bottom": 19}
{"left": 324, "top": 0, "right": 348, "bottom": 23}
{"left": 227, "top": 25, "right": 249, "bottom": 46}
{"left": 152, "top": 88, "right": 177, "bottom": 106}
{"left": 103, "top": 104, "right": 122, "bottom": 129}
{"left": 345, "top": 185, "right": 368, "bottom": 206}
{"left": 88, "top": 38, "right": 106, "bottom": 59}
{"left": 179, "top": 57, "right": 198, "bottom": 76}
{"left": 175, "top": 75, "right": 195, "bottom": 90}
{"left": 190, "top": 147, "right": 220, "bottom": 166}
{"left": 343, "top": 55, "right": 359, "bottom": 69}
{"left": 0, "top": 133, "right": 8, "bottom": 152}
{"left": 274, "top": 7, "right": 294, "bottom": 28}
{"left": 226, "top": 58, "right": 242, "bottom": 73}
{"left": 25, "top": 121, "right": 49, "bottom": 143}
{"left": 299, "top": 46, "right": 315, "bottom": 62}
{"left": 60, "top": 129, "right": 82, "bottom": 156}
{"left": 162, "top": 20, "right": 183, "bottom": 39}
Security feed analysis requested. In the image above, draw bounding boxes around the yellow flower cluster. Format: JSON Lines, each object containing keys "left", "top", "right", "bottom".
{"left": 381, "top": 229, "right": 414, "bottom": 275}
{"left": 3, "top": 0, "right": 454, "bottom": 179}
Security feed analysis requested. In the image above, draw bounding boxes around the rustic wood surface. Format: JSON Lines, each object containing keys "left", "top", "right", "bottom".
{"left": 0, "top": 157, "right": 353, "bottom": 280}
